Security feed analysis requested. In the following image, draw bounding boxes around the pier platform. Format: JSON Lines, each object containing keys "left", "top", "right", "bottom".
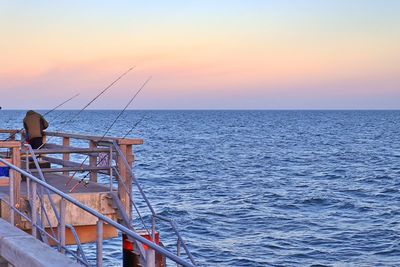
{"left": 0, "top": 218, "right": 81, "bottom": 267}
{"left": 0, "top": 129, "right": 195, "bottom": 267}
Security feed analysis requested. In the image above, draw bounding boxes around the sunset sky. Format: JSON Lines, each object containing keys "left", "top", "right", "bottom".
{"left": 1, "top": 1, "right": 399, "bottom": 109}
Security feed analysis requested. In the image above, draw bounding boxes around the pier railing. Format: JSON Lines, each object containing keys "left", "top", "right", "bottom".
{"left": 111, "top": 141, "right": 197, "bottom": 266}
{"left": 43, "top": 131, "right": 196, "bottom": 266}
{"left": 0, "top": 130, "right": 197, "bottom": 267}
{"left": 0, "top": 157, "right": 196, "bottom": 267}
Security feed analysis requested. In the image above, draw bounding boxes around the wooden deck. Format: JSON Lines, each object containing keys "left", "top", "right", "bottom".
{"left": 0, "top": 130, "right": 143, "bottom": 245}
{"left": 0, "top": 173, "right": 110, "bottom": 195}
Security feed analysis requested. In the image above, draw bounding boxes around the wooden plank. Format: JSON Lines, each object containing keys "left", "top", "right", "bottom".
{"left": 40, "top": 156, "right": 112, "bottom": 176}
{"left": 22, "top": 144, "right": 110, "bottom": 155}
{"left": 45, "top": 131, "right": 143, "bottom": 145}
{"left": 0, "top": 141, "right": 20, "bottom": 148}
{"left": 0, "top": 130, "right": 19, "bottom": 134}
{"left": 117, "top": 145, "right": 128, "bottom": 217}
{"left": 89, "top": 140, "right": 97, "bottom": 182}
{"left": 62, "top": 137, "right": 70, "bottom": 176}
{"left": 12, "top": 146, "right": 21, "bottom": 226}
{"left": 30, "top": 166, "right": 110, "bottom": 173}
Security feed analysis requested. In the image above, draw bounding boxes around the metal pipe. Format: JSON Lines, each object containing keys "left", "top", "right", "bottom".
{"left": 112, "top": 167, "right": 152, "bottom": 237}
{"left": 112, "top": 142, "right": 197, "bottom": 265}
{"left": 0, "top": 158, "right": 196, "bottom": 267}
{"left": 154, "top": 215, "right": 196, "bottom": 265}
{"left": 109, "top": 146, "right": 113, "bottom": 192}
{"left": 25, "top": 144, "right": 61, "bottom": 222}
{"left": 26, "top": 150, "right": 30, "bottom": 200}
{"left": 9, "top": 170, "right": 14, "bottom": 225}
{"left": 112, "top": 141, "right": 196, "bottom": 265}
{"left": 0, "top": 197, "right": 89, "bottom": 266}
{"left": 112, "top": 142, "right": 156, "bottom": 214}
{"left": 177, "top": 239, "right": 181, "bottom": 267}
{"left": 31, "top": 181, "right": 38, "bottom": 238}
{"left": 97, "top": 220, "right": 103, "bottom": 267}
{"left": 66, "top": 224, "right": 89, "bottom": 264}
{"left": 60, "top": 198, "right": 66, "bottom": 253}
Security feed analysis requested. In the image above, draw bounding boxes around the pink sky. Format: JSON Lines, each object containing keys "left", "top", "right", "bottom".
{"left": 1, "top": 1, "right": 399, "bottom": 109}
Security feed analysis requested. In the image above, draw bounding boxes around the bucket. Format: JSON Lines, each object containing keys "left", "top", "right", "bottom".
{"left": 0, "top": 158, "right": 11, "bottom": 186}
{"left": 122, "top": 232, "right": 165, "bottom": 267}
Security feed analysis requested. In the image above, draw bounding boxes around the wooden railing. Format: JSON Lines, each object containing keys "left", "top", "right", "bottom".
{"left": 1, "top": 129, "right": 144, "bottom": 218}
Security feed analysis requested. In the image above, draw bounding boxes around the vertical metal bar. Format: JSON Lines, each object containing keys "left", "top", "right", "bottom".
{"left": 9, "top": 170, "right": 14, "bottom": 225}
{"left": 152, "top": 216, "right": 156, "bottom": 242}
{"left": 96, "top": 220, "right": 103, "bottom": 267}
{"left": 90, "top": 140, "right": 98, "bottom": 182}
{"left": 148, "top": 215, "right": 156, "bottom": 267}
{"left": 60, "top": 198, "right": 66, "bottom": 253}
{"left": 62, "top": 137, "right": 70, "bottom": 176}
{"left": 40, "top": 185, "right": 45, "bottom": 233}
{"left": 12, "top": 146, "right": 21, "bottom": 226}
{"left": 26, "top": 150, "right": 30, "bottom": 200}
{"left": 25, "top": 150, "right": 29, "bottom": 171}
{"left": 146, "top": 248, "right": 155, "bottom": 267}
{"left": 31, "top": 181, "right": 37, "bottom": 238}
{"left": 109, "top": 146, "right": 113, "bottom": 192}
{"left": 177, "top": 239, "right": 181, "bottom": 267}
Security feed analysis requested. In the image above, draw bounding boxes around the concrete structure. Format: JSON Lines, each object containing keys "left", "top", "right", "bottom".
{"left": 0, "top": 218, "right": 81, "bottom": 267}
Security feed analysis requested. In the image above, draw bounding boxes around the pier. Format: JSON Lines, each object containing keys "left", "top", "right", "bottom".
{"left": 0, "top": 129, "right": 196, "bottom": 267}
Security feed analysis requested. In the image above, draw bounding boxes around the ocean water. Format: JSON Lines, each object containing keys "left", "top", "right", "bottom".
{"left": 1, "top": 110, "right": 400, "bottom": 266}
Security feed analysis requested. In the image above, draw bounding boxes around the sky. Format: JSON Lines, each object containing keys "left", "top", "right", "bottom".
{"left": 0, "top": 0, "right": 399, "bottom": 109}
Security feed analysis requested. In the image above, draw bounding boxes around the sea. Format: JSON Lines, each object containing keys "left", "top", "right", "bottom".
{"left": 1, "top": 110, "right": 400, "bottom": 267}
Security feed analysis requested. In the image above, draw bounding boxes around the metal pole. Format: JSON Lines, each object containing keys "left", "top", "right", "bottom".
{"left": 146, "top": 249, "right": 155, "bottom": 267}
{"left": 0, "top": 158, "right": 196, "bottom": 267}
{"left": 9, "top": 170, "right": 14, "bottom": 225}
{"left": 177, "top": 239, "right": 182, "bottom": 267}
{"left": 26, "top": 150, "right": 30, "bottom": 200}
{"left": 60, "top": 198, "right": 66, "bottom": 253}
{"left": 109, "top": 146, "right": 113, "bottom": 192}
{"left": 96, "top": 220, "right": 103, "bottom": 267}
{"left": 31, "top": 181, "right": 37, "bottom": 238}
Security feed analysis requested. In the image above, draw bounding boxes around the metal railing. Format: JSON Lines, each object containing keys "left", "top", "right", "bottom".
{"left": 111, "top": 141, "right": 197, "bottom": 266}
{"left": 23, "top": 144, "right": 89, "bottom": 264}
{"left": 0, "top": 157, "right": 196, "bottom": 267}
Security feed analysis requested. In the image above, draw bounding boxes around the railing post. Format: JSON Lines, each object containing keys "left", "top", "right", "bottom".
{"left": 109, "top": 146, "right": 113, "bottom": 192}
{"left": 146, "top": 248, "right": 155, "bottom": 267}
{"left": 96, "top": 220, "right": 103, "bottom": 267}
{"left": 31, "top": 181, "right": 38, "bottom": 238}
{"left": 147, "top": 215, "right": 156, "bottom": 267}
{"left": 9, "top": 170, "right": 14, "bottom": 225}
{"left": 177, "top": 239, "right": 181, "bottom": 267}
{"left": 26, "top": 150, "right": 31, "bottom": 200}
{"left": 90, "top": 140, "right": 98, "bottom": 182}
{"left": 62, "top": 137, "right": 70, "bottom": 176}
{"left": 12, "top": 145, "right": 21, "bottom": 226}
{"left": 59, "top": 198, "right": 66, "bottom": 253}
{"left": 117, "top": 143, "right": 132, "bottom": 219}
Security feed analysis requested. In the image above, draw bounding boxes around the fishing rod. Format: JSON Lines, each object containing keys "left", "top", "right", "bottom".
{"left": 43, "top": 93, "right": 80, "bottom": 117}
{"left": 123, "top": 115, "right": 148, "bottom": 139}
{"left": 73, "top": 115, "right": 149, "bottom": 184}
{"left": 37, "top": 66, "right": 135, "bottom": 150}
{"left": 2, "top": 93, "right": 80, "bottom": 142}
{"left": 67, "top": 76, "right": 152, "bottom": 192}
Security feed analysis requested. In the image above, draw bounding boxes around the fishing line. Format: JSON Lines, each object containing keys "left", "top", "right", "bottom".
{"left": 76, "top": 115, "right": 149, "bottom": 183}
{"left": 67, "top": 76, "right": 152, "bottom": 191}
{"left": 43, "top": 93, "right": 80, "bottom": 117}
{"left": 37, "top": 67, "right": 135, "bottom": 149}
{"left": 3, "top": 93, "right": 80, "bottom": 142}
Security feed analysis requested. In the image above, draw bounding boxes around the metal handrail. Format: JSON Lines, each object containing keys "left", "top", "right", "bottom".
{"left": 0, "top": 158, "right": 196, "bottom": 267}
{"left": 24, "top": 144, "right": 88, "bottom": 262}
{"left": 0, "top": 197, "right": 89, "bottom": 266}
{"left": 111, "top": 141, "right": 197, "bottom": 266}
